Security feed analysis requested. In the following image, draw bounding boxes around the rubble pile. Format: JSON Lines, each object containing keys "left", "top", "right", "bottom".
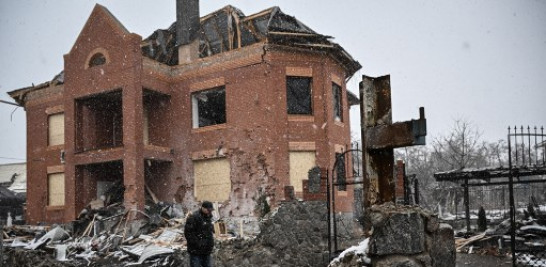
{"left": 2, "top": 200, "right": 363, "bottom": 266}
{"left": 2, "top": 209, "right": 191, "bottom": 266}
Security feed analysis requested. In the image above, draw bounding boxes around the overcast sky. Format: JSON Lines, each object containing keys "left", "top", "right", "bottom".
{"left": 1, "top": 0, "right": 545, "bottom": 164}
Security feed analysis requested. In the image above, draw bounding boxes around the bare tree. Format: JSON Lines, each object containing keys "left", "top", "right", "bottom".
{"left": 432, "top": 119, "right": 487, "bottom": 170}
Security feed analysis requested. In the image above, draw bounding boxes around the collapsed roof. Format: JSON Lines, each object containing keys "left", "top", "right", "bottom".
{"left": 141, "top": 5, "right": 361, "bottom": 77}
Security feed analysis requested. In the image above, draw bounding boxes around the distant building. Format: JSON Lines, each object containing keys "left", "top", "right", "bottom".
{"left": 0, "top": 162, "right": 26, "bottom": 195}
{"left": 0, "top": 162, "right": 26, "bottom": 223}
{"left": 9, "top": 1, "right": 361, "bottom": 224}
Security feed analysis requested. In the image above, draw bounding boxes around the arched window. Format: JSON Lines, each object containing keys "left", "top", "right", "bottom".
{"left": 88, "top": 53, "right": 106, "bottom": 67}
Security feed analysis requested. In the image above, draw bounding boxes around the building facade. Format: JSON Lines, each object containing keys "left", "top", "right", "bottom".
{"left": 9, "top": 1, "right": 361, "bottom": 224}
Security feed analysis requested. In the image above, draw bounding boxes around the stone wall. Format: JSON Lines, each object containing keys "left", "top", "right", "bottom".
{"left": 368, "top": 203, "right": 455, "bottom": 267}
{"left": 214, "top": 200, "right": 362, "bottom": 267}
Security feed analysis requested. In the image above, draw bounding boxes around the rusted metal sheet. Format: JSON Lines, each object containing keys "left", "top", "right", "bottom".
{"left": 366, "top": 108, "right": 426, "bottom": 150}
{"left": 360, "top": 75, "right": 426, "bottom": 208}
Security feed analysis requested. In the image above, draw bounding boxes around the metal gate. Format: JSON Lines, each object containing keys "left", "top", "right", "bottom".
{"left": 507, "top": 126, "right": 546, "bottom": 266}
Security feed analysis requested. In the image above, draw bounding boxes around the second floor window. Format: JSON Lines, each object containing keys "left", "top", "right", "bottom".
{"left": 192, "top": 86, "right": 226, "bottom": 128}
{"left": 48, "top": 113, "right": 64, "bottom": 146}
{"left": 286, "top": 76, "right": 312, "bottom": 115}
{"left": 332, "top": 83, "right": 343, "bottom": 122}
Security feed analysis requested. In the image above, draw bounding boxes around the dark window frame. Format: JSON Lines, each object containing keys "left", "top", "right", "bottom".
{"left": 335, "top": 152, "right": 347, "bottom": 191}
{"left": 192, "top": 86, "right": 227, "bottom": 128}
{"left": 88, "top": 53, "right": 106, "bottom": 67}
{"left": 286, "top": 76, "right": 313, "bottom": 115}
{"left": 332, "top": 82, "right": 343, "bottom": 122}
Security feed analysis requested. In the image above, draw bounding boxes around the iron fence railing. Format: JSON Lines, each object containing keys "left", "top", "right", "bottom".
{"left": 508, "top": 126, "right": 546, "bottom": 267}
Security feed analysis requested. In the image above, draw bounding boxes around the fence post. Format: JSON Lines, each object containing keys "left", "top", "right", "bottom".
{"left": 464, "top": 177, "right": 470, "bottom": 233}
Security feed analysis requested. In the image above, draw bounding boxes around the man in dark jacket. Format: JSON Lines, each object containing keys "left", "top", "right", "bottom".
{"left": 185, "top": 201, "right": 215, "bottom": 267}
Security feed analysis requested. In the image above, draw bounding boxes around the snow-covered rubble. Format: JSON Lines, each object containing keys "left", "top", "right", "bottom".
{"left": 328, "top": 238, "right": 370, "bottom": 267}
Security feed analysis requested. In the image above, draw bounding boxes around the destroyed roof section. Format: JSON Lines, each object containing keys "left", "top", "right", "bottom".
{"left": 141, "top": 5, "right": 361, "bottom": 78}
{"left": 8, "top": 71, "right": 64, "bottom": 106}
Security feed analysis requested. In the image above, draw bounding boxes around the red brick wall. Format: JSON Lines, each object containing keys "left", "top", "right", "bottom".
{"left": 21, "top": 6, "right": 356, "bottom": 223}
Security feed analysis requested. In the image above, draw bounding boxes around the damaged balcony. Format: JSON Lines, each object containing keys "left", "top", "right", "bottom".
{"left": 75, "top": 90, "right": 123, "bottom": 153}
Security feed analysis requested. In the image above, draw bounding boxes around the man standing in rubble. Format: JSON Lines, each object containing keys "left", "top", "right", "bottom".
{"left": 185, "top": 201, "right": 215, "bottom": 267}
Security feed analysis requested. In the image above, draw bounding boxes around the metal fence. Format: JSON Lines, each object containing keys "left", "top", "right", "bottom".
{"left": 508, "top": 126, "right": 546, "bottom": 267}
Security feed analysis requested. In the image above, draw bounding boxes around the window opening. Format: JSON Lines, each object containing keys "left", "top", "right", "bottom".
{"left": 332, "top": 83, "right": 343, "bottom": 122}
{"left": 287, "top": 76, "right": 312, "bottom": 115}
{"left": 89, "top": 53, "right": 106, "bottom": 67}
{"left": 192, "top": 86, "right": 226, "bottom": 128}
{"left": 335, "top": 152, "right": 347, "bottom": 191}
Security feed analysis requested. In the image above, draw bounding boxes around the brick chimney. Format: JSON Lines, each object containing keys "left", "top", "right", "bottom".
{"left": 176, "top": 0, "right": 200, "bottom": 64}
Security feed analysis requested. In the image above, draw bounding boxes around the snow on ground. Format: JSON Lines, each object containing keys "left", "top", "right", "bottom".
{"left": 328, "top": 238, "right": 370, "bottom": 267}
{"left": 521, "top": 225, "right": 546, "bottom": 232}
{"left": 516, "top": 253, "right": 546, "bottom": 267}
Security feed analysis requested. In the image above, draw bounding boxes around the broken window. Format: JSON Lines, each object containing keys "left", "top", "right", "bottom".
{"left": 48, "top": 173, "right": 65, "bottom": 206}
{"left": 289, "top": 151, "right": 316, "bottom": 192}
{"left": 286, "top": 77, "right": 312, "bottom": 115}
{"left": 192, "top": 86, "right": 226, "bottom": 128}
{"left": 332, "top": 83, "right": 343, "bottom": 122}
{"left": 48, "top": 113, "right": 64, "bottom": 146}
{"left": 89, "top": 53, "right": 106, "bottom": 67}
{"left": 193, "top": 158, "right": 231, "bottom": 201}
{"left": 335, "top": 152, "right": 347, "bottom": 191}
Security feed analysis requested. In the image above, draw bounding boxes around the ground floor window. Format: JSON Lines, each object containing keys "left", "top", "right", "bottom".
{"left": 289, "top": 151, "right": 316, "bottom": 192}
{"left": 48, "top": 172, "right": 65, "bottom": 206}
{"left": 193, "top": 158, "right": 231, "bottom": 201}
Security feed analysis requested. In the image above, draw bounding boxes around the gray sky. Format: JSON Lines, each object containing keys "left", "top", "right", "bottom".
{"left": 1, "top": 0, "right": 545, "bottom": 164}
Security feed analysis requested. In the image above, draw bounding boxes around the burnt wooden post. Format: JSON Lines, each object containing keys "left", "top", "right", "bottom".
{"left": 359, "top": 75, "right": 427, "bottom": 208}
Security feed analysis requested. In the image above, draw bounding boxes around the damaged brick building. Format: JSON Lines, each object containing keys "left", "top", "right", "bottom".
{"left": 9, "top": 0, "right": 361, "bottom": 224}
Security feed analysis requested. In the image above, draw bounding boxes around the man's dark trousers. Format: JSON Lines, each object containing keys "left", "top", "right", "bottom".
{"left": 190, "top": 253, "right": 212, "bottom": 267}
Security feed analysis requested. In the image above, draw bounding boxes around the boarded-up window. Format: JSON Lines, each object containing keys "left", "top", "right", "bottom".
{"left": 194, "top": 158, "right": 231, "bottom": 201}
{"left": 48, "top": 113, "right": 64, "bottom": 146}
{"left": 48, "top": 173, "right": 65, "bottom": 206}
{"left": 289, "top": 151, "right": 316, "bottom": 192}
{"left": 286, "top": 77, "right": 312, "bottom": 115}
{"left": 192, "top": 86, "right": 226, "bottom": 128}
{"left": 332, "top": 83, "right": 343, "bottom": 122}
